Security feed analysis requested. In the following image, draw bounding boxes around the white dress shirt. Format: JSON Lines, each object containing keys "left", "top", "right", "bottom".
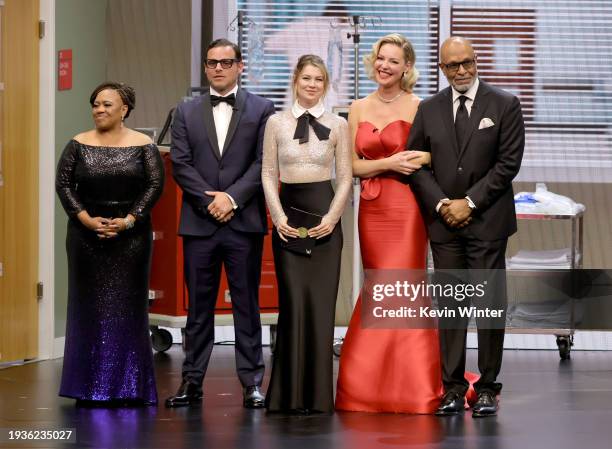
{"left": 436, "top": 77, "right": 480, "bottom": 213}
{"left": 452, "top": 77, "right": 479, "bottom": 121}
{"left": 210, "top": 85, "right": 239, "bottom": 209}
{"left": 210, "top": 85, "right": 238, "bottom": 154}
{"left": 291, "top": 99, "right": 325, "bottom": 119}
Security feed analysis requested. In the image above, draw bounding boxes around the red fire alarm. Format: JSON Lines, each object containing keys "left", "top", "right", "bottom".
{"left": 58, "top": 49, "right": 72, "bottom": 91}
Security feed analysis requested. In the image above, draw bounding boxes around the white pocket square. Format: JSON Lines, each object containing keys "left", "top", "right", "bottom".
{"left": 479, "top": 118, "right": 495, "bottom": 129}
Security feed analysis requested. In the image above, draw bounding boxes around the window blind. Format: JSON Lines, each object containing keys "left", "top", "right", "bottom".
{"left": 235, "top": 0, "right": 612, "bottom": 181}
{"left": 451, "top": 0, "right": 612, "bottom": 181}
{"left": 236, "top": 0, "right": 440, "bottom": 111}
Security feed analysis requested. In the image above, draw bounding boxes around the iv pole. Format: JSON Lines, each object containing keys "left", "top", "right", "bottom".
{"left": 348, "top": 15, "right": 361, "bottom": 100}
{"left": 228, "top": 10, "right": 255, "bottom": 87}
{"left": 333, "top": 15, "right": 381, "bottom": 101}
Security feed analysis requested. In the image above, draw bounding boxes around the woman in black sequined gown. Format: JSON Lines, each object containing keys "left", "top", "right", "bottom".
{"left": 55, "top": 82, "right": 164, "bottom": 405}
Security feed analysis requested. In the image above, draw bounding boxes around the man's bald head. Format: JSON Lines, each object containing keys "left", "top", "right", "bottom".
{"left": 439, "top": 36, "right": 478, "bottom": 93}
{"left": 440, "top": 37, "right": 475, "bottom": 62}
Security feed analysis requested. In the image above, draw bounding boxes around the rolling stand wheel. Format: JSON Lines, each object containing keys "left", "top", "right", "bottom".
{"left": 151, "top": 326, "right": 173, "bottom": 352}
{"left": 333, "top": 338, "right": 343, "bottom": 357}
{"left": 556, "top": 335, "right": 573, "bottom": 360}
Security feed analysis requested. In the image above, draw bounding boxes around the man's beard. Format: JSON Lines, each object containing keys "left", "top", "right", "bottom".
{"left": 452, "top": 77, "right": 475, "bottom": 93}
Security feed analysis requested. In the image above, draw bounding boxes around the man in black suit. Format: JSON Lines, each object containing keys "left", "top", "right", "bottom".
{"left": 407, "top": 37, "right": 524, "bottom": 417}
{"left": 166, "top": 39, "right": 275, "bottom": 408}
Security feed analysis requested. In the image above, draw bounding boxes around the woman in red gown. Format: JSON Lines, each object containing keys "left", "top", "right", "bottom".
{"left": 336, "top": 34, "right": 476, "bottom": 413}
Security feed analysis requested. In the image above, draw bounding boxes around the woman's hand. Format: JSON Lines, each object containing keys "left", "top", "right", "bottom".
{"left": 78, "top": 211, "right": 136, "bottom": 239}
{"left": 78, "top": 211, "right": 112, "bottom": 238}
{"left": 308, "top": 216, "right": 336, "bottom": 239}
{"left": 102, "top": 215, "right": 136, "bottom": 238}
{"left": 385, "top": 151, "right": 422, "bottom": 175}
{"left": 406, "top": 150, "right": 431, "bottom": 167}
{"left": 275, "top": 216, "right": 300, "bottom": 242}
{"left": 97, "top": 219, "right": 120, "bottom": 239}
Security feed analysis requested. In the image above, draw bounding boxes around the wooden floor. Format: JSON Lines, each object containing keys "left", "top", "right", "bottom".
{"left": 1, "top": 346, "right": 612, "bottom": 448}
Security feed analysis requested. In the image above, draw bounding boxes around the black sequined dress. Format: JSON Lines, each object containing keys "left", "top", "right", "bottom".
{"left": 55, "top": 139, "right": 164, "bottom": 403}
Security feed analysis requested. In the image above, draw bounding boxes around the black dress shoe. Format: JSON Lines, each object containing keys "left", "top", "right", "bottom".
{"left": 435, "top": 391, "right": 465, "bottom": 416}
{"left": 165, "top": 381, "right": 203, "bottom": 408}
{"left": 472, "top": 392, "right": 498, "bottom": 417}
{"left": 243, "top": 386, "right": 265, "bottom": 409}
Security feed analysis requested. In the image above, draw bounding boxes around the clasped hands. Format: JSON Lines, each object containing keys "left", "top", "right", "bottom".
{"left": 206, "top": 191, "right": 234, "bottom": 223}
{"left": 439, "top": 199, "right": 473, "bottom": 229}
{"left": 276, "top": 216, "right": 335, "bottom": 242}
{"left": 79, "top": 212, "right": 135, "bottom": 239}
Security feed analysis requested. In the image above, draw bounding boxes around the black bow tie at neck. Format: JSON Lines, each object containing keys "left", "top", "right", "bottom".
{"left": 210, "top": 93, "right": 236, "bottom": 107}
{"left": 293, "top": 112, "right": 331, "bottom": 144}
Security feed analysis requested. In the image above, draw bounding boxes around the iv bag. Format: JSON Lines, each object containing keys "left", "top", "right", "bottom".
{"left": 248, "top": 21, "right": 265, "bottom": 84}
{"left": 327, "top": 27, "right": 343, "bottom": 93}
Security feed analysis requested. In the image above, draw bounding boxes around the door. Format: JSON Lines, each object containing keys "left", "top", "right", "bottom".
{"left": 0, "top": 0, "right": 39, "bottom": 362}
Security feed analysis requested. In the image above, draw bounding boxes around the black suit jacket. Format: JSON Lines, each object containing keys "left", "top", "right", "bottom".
{"left": 170, "top": 88, "right": 275, "bottom": 237}
{"left": 407, "top": 80, "right": 525, "bottom": 243}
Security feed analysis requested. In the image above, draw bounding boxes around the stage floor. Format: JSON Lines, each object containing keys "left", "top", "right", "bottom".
{"left": 1, "top": 346, "right": 612, "bottom": 449}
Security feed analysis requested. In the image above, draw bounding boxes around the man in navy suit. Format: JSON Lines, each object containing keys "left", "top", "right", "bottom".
{"left": 166, "top": 39, "right": 275, "bottom": 408}
{"left": 407, "top": 37, "right": 524, "bottom": 417}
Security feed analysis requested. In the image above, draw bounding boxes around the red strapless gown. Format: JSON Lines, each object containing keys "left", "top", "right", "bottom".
{"left": 335, "top": 121, "right": 476, "bottom": 413}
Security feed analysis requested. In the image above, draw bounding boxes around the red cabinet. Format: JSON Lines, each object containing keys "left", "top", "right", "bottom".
{"left": 149, "top": 150, "right": 278, "bottom": 317}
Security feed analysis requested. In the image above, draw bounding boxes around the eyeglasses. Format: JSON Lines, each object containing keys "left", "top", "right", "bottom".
{"left": 440, "top": 59, "right": 476, "bottom": 74}
{"left": 205, "top": 58, "right": 240, "bottom": 69}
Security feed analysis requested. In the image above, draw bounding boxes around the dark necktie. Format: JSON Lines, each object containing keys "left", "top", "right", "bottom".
{"left": 293, "top": 112, "right": 331, "bottom": 144}
{"left": 210, "top": 93, "right": 236, "bottom": 107}
{"left": 455, "top": 95, "right": 469, "bottom": 150}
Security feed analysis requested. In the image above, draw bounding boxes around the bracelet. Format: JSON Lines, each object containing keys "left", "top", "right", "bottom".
{"left": 123, "top": 217, "right": 135, "bottom": 230}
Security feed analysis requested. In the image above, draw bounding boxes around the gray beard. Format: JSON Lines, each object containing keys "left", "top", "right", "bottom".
{"left": 452, "top": 78, "right": 475, "bottom": 93}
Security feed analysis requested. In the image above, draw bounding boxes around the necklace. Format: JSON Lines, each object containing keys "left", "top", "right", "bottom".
{"left": 376, "top": 90, "right": 405, "bottom": 103}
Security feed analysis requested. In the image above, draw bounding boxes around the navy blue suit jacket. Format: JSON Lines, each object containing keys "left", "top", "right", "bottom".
{"left": 170, "top": 88, "right": 275, "bottom": 237}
